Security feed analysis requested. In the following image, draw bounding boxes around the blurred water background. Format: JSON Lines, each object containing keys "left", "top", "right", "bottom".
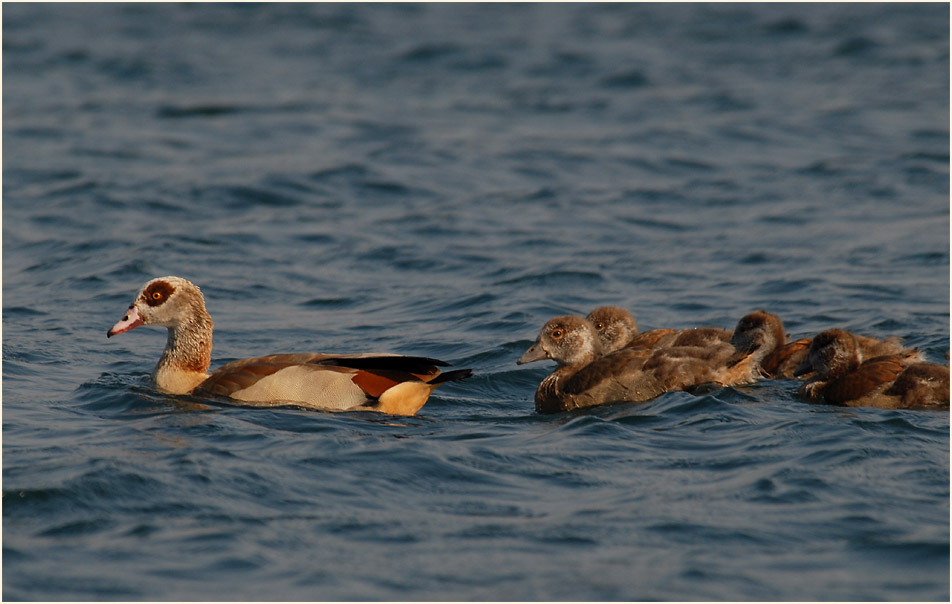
{"left": 3, "top": 3, "right": 949, "bottom": 600}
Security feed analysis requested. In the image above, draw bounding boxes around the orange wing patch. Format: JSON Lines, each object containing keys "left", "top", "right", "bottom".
{"left": 350, "top": 370, "right": 403, "bottom": 399}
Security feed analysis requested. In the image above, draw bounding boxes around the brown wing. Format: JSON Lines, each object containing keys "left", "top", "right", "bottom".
{"left": 556, "top": 349, "right": 664, "bottom": 408}
{"left": 644, "top": 352, "right": 720, "bottom": 391}
{"left": 197, "top": 353, "right": 332, "bottom": 397}
{"left": 562, "top": 349, "right": 650, "bottom": 395}
{"left": 762, "top": 338, "right": 811, "bottom": 378}
{"left": 626, "top": 329, "right": 677, "bottom": 350}
{"left": 198, "top": 353, "right": 449, "bottom": 399}
{"left": 717, "top": 351, "right": 761, "bottom": 386}
{"left": 670, "top": 327, "right": 732, "bottom": 348}
{"left": 824, "top": 355, "right": 906, "bottom": 405}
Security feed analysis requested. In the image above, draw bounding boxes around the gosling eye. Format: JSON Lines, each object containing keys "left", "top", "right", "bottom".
{"left": 550, "top": 329, "right": 564, "bottom": 340}
{"left": 594, "top": 321, "right": 605, "bottom": 331}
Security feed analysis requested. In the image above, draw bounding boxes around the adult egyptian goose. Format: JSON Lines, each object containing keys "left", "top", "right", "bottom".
{"left": 107, "top": 276, "right": 471, "bottom": 416}
{"left": 517, "top": 315, "right": 665, "bottom": 413}
{"left": 793, "top": 329, "right": 946, "bottom": 409}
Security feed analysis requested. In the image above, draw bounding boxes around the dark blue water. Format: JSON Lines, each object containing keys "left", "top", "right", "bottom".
{"left": 3, "top": 3, "right": 949, "bottom": 600}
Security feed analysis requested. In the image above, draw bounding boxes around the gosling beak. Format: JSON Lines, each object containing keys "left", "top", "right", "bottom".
{"left": 517, "top": 341, "right": 549, "bottom": 365}
{"left": 793, "top": 358, "right": 813, "bottom": 377}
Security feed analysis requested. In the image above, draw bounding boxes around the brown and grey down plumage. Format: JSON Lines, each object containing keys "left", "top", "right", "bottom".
{"left": 517, "top": 315, "right": 664, "bottom": 413}
{"left": 585, "top": 306, "right": 729, "bottom": 355}
{"left": 794, "top": 329, "right": 946, "bottom": 409}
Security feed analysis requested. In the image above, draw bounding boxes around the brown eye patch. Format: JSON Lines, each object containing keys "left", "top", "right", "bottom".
{"left": 141, "top": 280, "right": 175, "bottom": 306}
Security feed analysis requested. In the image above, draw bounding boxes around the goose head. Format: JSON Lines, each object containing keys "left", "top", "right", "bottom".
{"left": 518, "top": 315, "right": 602, "bottom": 368}
{"left": 107, "top": 276, "right": 214, "bottom": 392}
{"left": 794, "top": 328, "right": 861, "bottom": 380}
{"left": 107, "top": 276, "right": 211, "bottom": 337}
{"left": 585, "top": 306, "right": 637, "bottom": 354}
{"left": 729, "top": 310, "right": 786, "bottom": 361}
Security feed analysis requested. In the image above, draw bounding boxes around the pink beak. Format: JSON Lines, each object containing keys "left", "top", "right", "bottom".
{"left": 107, "top": 305, "right": 143, "bottom": 338}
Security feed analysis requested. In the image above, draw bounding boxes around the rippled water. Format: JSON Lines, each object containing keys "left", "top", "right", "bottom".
{"left": 3, "top": 3, "right": 949, "bottom": 601}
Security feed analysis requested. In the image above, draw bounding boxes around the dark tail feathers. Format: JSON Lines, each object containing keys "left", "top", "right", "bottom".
{"left": 431, "top": 368, "right": 473, "bottom": 384}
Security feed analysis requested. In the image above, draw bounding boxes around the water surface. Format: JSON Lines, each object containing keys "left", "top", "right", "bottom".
{"left": 3, "top": 3, "right": 949, "bottom": 600}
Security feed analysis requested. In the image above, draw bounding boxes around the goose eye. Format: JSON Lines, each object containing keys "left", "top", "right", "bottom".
{"left": 142, "top": 280, "right": 175, "bottom": 307}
